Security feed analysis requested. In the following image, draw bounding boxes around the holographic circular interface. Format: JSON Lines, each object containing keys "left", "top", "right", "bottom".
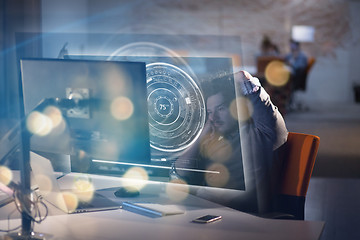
{"left": 146, "top": 63, "right": 206, "bottom": 153}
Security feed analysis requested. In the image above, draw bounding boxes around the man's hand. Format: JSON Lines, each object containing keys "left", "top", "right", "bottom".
{"left": 201, "top": 119, "right": 215, "bottom": 140}
{"left": 234, "top": 71, "right": 261, "bottom": 96}
{"left": 234, "top": 70, "right": 252, "bottom": 84}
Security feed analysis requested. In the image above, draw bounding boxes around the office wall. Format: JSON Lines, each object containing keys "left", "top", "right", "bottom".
{"left": 41, "top": 0, "right": 88, "bottom": 57}
{"left": 38, "top": 0, "right": 360, "bottom": 104}
{"left": 0, "top": 0, "right": 5, "bottom": 117}
{"left": 0, "top": 0, "right": 41, "bottom": 118}
{"left": 349, "top": 1, "right": 360, "bottom": 87}
{"left": 302, "top": 0, "right": 360, "bottom": 104}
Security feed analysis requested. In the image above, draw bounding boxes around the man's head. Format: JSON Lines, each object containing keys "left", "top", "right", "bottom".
{"left": 290, "top": 39, "right": 300, "bottom": 52}
{"left": 206, "top": 86, "right": 238, "bottom": 136}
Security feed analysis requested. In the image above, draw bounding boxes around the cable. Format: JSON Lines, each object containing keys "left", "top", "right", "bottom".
{"left": 0, "top": 200, "right": 21, "bottom": 233}
{"left": 0, "top": 188, "right": 49, "bottom": 233}
{"left": 13, "top": 189, "right": 48, "bottom": 224}
{"left": 32, "top": 195, "right": 48, "bottom": 224}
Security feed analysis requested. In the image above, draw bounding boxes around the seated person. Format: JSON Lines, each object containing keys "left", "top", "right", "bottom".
{"left": 285, "top": 39, "right": 308, "bottom": 91}
{"left": 255, "top": 35, "right": 282, "bottom": 86}
{"left": 175, "top": 71, "right": 288, "bottom": 214}
{"left": 258, "top": 35, "right": 280, "bottom": 57}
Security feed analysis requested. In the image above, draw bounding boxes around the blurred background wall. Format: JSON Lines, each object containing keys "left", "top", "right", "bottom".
{"left": 41, "top": 0, "right": 360, "bottom": 104}
{"left": 1, "top": 0, "right": 360, "bottom": 118}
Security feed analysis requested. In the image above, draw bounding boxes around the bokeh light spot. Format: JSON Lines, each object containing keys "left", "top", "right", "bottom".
{"left": 166, "top": 179, "right": 189, "bottom": 202}
{"left": 26, "top": 111, "right": 53, "bottom": 136}
{"left": 73, "top": 178, "right": 95, "bottom": 202}
{"left": 265, "top": 60, "right": 291, "bottom": 87}
{"left": 43, "top": 106, "right": 68, "bottom": 137}
{"left": 77, "top": 150, "right": 87, "bottom": 160}
{"left": 205, "top": 163, "right": 230, "bottom": 188}
{"left": 122, "top": 167, "right": 149, "bottom": 190}
{"left": 0, "top": 166, "right": 13, "bottom": 186}
{"left": 43, "top": 106, "right": 63, "bottom": 128}
{"left": 62, "top": 191, "right": 79, "bottom": 212}
{"left": 72, "top": 150, "right": 91, "bottom": 173}
{"left": 230, "top": 97, "right": 254, "bottom": 122}
{"left": 34, "top": 174, "right": 53, "bottom": 195}
{"left": 111, "top": 97, "right": 134, "bottom": 120}
{"left": 200, "top": 136, "right": 232, "bottom": 163}
{"left": 94, "top": 141, "right": 120, "bottom": 161}
{"left": 103, "top": 66, "right": 129, "bottom": 97}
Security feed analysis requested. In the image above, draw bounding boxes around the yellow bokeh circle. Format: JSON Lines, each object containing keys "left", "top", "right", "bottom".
{"left": 265, "top": 60, "right": 291, "bottom": 87}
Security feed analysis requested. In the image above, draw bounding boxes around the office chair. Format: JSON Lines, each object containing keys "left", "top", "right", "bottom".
{"left": 273, "top": 132, "right": 320, "bottom": 220}
{"left": 306, "top": 58, "right": 316, "bottom": 79}
{"left": 296, "top": 57, "right": 316, "bottom": 92}
{"left": 288, "top": 57, "right": 316, "bottom": 111}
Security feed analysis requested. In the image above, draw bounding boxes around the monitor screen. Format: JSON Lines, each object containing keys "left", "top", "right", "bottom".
{"left": 68, "top": 55, "right": 246, "bottom": 191}
{"left": 20, "top": 58, "right": 151, "bottom": 175}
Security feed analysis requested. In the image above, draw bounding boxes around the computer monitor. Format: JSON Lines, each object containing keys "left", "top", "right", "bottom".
{"left": 20, "top": 58, "right": 151, "bottom": 175}
{"left": 21, "top": 57, "right": 252, "bottom": 197}
{"left": 67, "top": 55, "right": 246, "bottom": 192}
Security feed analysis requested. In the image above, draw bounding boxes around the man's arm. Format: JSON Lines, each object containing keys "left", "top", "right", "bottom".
{"left": 235, "top": 71, "right": 288, "bottom": 150}
{"left": 235, "top": 71, "right": 288, "bottom": 213}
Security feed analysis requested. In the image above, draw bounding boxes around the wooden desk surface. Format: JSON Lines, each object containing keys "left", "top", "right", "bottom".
{"left": 0, "top": 173, "right": 324, "bottom": 240}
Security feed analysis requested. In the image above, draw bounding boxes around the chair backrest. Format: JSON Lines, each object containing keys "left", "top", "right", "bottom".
{"left": 296, "top": 57, "right": 316, "bottom": 91}
{"left": 279, "top": 132, "right": 320, "bottom": 197}
{"left": 273, "top": 132, "right": 320, "bottom": 220}
{"left": 306, "top": 57, "right": 316, "bottom": 74}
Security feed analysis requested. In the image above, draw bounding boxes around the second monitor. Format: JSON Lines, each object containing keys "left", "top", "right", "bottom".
{"left": 20, "top": 58, "right": 151, "bottom": 174}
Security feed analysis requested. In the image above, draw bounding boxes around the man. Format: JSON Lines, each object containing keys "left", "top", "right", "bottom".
{"left": 285, "top": 39, "right": 309, "bottom": 109}
{"left": 285, "top": 39, "right": 308, "bottom": 80}
{"left": 176, "top": 70, "right": 288, "bottom": 214}
{"left": 285, "top": 40, "right": 308, "bottom": 91}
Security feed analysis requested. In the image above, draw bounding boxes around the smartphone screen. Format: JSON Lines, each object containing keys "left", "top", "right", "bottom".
{"left": 192, "top": 215, "right": 222, "bottom": 223}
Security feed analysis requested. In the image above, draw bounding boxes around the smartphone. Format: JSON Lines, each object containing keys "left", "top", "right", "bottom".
{"left": 192, "top": 215, "right": 222, "bottom": 223}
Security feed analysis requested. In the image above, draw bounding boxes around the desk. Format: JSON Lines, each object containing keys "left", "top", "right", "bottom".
{"left": 0, "top": 173, "right": 324, "bottom": 240}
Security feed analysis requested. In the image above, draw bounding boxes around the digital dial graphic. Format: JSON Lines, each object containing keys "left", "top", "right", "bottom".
{"left": 146, "top": 63, "right": 206, "bottom": 153}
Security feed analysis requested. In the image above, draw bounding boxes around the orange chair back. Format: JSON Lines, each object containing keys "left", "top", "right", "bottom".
{"left": 279, "top": 132, "right": 320, "bottom": 197}
{"left": 306, "top": 57, "right": 316, "bottom": 74}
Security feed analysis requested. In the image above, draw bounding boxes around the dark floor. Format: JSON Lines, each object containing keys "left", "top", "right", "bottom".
{"left": 284, "top": 102, "right": 360, "bottom": 240}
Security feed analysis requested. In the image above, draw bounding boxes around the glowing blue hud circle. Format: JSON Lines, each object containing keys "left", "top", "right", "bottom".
{"left": 106, "top": 41, "right": 197, "bottom": 79}
{"left": 146, "top": 62, "right": 206, "bottom": 153}
{"left": 107, "top": 42, "right": 205, "bottom": 153}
